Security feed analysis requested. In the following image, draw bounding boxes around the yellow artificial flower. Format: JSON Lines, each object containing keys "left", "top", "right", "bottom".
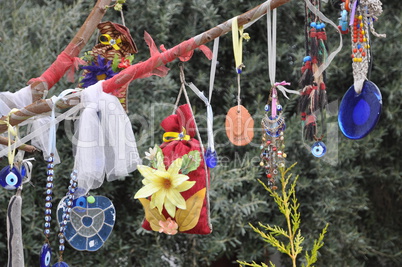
{"left": 134, "top": 158, "right": 195, "bottom": 218}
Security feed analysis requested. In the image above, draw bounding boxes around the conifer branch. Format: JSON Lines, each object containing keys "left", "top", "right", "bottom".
{"left": 239, "top": 164, "right": 329, "bottom": 267}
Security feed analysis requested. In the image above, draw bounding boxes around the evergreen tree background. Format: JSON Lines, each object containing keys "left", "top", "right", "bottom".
{"left": 0, "top": 0, "right": 400, "bottom": 266}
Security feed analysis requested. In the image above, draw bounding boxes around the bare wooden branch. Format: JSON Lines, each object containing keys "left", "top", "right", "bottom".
{"left": 0, "top": 0, "right": 292, "bottom": 134}
{"left": 0, "top": 136, "right": 38, "bottom": 153}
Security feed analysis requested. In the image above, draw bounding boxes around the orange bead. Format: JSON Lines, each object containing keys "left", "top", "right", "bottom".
{"left": 353, "top": 48, "right": 357, "bottom": 53}
{"left": 362, "top": 52, "right": 366, "bottom": 57}
{"left": 351, "top": 54, "right": 355, "bottom": 58}
{"left": 353, "top": 38, "right": 357, "bottom": 43}
{"left": 359, "top": 48, "right": 363, "bottom": 52}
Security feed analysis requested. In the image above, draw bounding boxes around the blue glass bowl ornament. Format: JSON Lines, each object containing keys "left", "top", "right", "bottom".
{"left": 338, "top": 80, "right": 382, "bottom": 140}
{"left": 57, "top": 195, "right": 115, "bottom": 251}
{"left": 40, "top": 243, "right": 51, "bottom": 267}
{"left": 0, "top": 166, "right": 22, "bottom": 190}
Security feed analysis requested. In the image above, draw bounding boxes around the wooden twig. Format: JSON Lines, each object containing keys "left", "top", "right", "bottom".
{"left": 0, "top": 136, "right": 38, "bottom": 153}
{"left": 0, "top": 0, "right": 292, "bottom": 134}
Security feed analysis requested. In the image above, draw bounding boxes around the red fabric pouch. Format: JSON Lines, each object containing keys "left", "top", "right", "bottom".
{"left": 141, "top": 104, "right": 212, "bottom": 234}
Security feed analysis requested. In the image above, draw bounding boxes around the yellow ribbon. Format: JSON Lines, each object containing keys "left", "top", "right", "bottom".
{"left": 99, "top": 34, "right": 122, "bottom": 50}
{"left": 232, "top": 17, "right": 249, "bottom": 73}
{"left": 0, "top": 109, "right": 20, "bottom": 167}
{"left": 163, "top": 127, "right": 190, "bottom": 142}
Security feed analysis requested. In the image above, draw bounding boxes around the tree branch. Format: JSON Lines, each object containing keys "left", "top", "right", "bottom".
{"left": 29, "top": 0, "right": 112, "bottom": 101}
{"left": 0, "top": 0, "right": 292, "bottom": 135}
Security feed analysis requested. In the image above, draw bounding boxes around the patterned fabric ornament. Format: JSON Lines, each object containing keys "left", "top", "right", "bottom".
{"left": 338, "top": 0, "right": 386, "bottom": 139}
{"left": 57, "top": 195, "right": 116, "bottom": 251}
{"left": 135, "top": 104, "right": 212, "bottom": 235}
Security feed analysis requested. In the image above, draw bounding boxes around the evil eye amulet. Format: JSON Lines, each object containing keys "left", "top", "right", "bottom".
{"left": 311, "top": 141, "right": 327, "bottom": 158}
{"left": 0, "top": 166, "right": 22, "bottom": 190}
{"left": 205, "top": 148, "right": 218, "bottom": 168}
{"left": 40, "top": 243, "right": 51, "bottom": 267}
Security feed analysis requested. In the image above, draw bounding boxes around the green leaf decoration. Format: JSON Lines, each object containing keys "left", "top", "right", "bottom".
{"left": 111, "top": 53, "right": 120, "bottom": 72}
{"left": 138, "top": 198, "right": 166, "bottom": 232}
{"left": 180, "top": 150, "right": 201, "bottom": 174}
{"left": 175, "top": 188, "right": 206, "bottom": 232}
{"left": 126, "top": 54, "right": 135, "bottom": 64}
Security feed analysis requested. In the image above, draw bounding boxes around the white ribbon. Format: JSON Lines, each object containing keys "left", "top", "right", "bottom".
{"left": 73, "top": 81, "right": 141, "bottom": 194}
{"left": 187, "top": 82, "right": 215, "bottom": 153}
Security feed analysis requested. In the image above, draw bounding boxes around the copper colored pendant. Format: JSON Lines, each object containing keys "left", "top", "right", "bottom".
{"left": 225, "top": 105, "right": 254, "bottom": 146}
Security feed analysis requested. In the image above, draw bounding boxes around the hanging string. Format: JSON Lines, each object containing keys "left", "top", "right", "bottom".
{"left": 208, "top": 37, "right": 219, "bottom": 103}
{"left": 267, "top": 1, "right": 277, "bottom": 86}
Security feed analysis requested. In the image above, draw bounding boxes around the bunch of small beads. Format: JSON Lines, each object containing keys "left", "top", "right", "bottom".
{"left": 351, "top": 14, "right": 369, "bottom": 63}
{"left": 259, "top": 97, "right": 286, "bottom": 190}
{"left": 44, "top": 154, "right": 55, "bottom": 239}
{"left": 55, "top": 170, "right": 78, "bottom": 265}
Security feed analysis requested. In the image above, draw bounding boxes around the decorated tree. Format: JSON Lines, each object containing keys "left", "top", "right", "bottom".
{"left": 0, "top": 0, "right": 401, "bottom": 266}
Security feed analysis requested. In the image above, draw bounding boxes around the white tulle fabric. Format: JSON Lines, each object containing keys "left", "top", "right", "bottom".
{"left": 0, "top": 85, "right": 32, "bottom": 117}
{"left": 73, "top": 81, "right": 141, "bottom": 194}
{"left": 0, "top": 85, "right": 63, "bottom": 163}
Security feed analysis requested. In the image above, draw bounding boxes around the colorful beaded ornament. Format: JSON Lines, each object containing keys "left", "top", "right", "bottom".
{"left": 338, "top": 0, "right": 386, "bottom": 139}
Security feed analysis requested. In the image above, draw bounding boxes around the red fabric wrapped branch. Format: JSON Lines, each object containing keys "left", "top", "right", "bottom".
{"left": 27, "top": 51, "right": 85, "bottom": 89}
{"left": 103, "top": 32, "right": 212, "bottom": 95}
{"left": 142, "top": 104, "right": 212, "bottom": 235}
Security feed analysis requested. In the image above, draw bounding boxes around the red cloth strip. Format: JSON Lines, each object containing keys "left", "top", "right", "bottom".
{"left": 103, "top": 33, "right": 209, "bottom": 95}
{"left": 27, "top": 51, "right": 84, "bottom": 89}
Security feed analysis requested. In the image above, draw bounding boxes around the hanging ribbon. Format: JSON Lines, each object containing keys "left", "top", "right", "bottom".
{"left": 266, "top": 1, "right": 298, "bottom": 100}
{"left": 232, "top": 17, "right": 247, "bottom": 73}
{"left": 187, "top": 83, "right": 215, "bottom": 154}
{"left": 99, "top": 34, "right": 122, "bottom": 50}
{"left": 0, "top": 109, "right": 20, "bottom": 168}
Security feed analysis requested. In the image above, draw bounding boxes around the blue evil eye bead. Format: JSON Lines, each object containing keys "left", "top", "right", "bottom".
{"left": 338, "top": 80, "right": 382, "bottom": 140}
{"left": 276, "top": 104, "right": 283, "bottom": 112}
{"left": 40, "top": 243, "right": 51, "bottom": 267}
{"left": 311, "top": 141, "right": 327, "bottom": 158}
{"left": 205, "top": 148, "right": 218, "bottom": 168}
{"left": 0, "top": 166, "right": 22, "bottom": 190}
{"left": 57, "top": 196, "right": 115, "bottom": 252}
{"left": 264, "top": 104, "right": 270, "bottom": 112}
{"left": 52, "top": 262, "right": 69, "bottom": 267}
{"left": 303, "top": 56, "right": 312, "bottom": 62}
{"left": 73, "top": 196, "right": 87, "bottom": 208}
